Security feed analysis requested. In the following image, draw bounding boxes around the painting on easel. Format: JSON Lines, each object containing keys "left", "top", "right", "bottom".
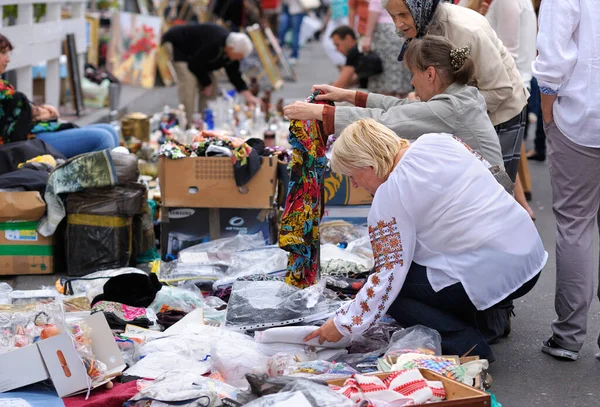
{"left": 264, "top": 27, "right": 296, "bottom": 82}
{"left": 108, "top": 12, "right": 162, "bottom": 88}
{"left": 246, "top": 24, "right": 283, "bottom": 90}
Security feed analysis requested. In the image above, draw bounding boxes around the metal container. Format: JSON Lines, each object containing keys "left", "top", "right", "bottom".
{"left": 121, "top": 112, "right": 150, "bottom": 141}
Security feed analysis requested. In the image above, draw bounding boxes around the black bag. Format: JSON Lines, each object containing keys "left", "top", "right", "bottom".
{"left": 356, "top": 52, "right": 384, "bottom": 79}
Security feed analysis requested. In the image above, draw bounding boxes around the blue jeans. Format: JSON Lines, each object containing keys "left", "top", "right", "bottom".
{"left": 36, "top": 123, "right": 119, "bottom": 159}
{"left": 387, "top": 263, "right": 540, "bottom": 361}
{"left": 278, "top": 5, "right": 305, "bottom": 59}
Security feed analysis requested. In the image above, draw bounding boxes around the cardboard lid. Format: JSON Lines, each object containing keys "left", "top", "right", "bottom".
{"left": 0, "top": 192, "right": 46, "bottom": 222}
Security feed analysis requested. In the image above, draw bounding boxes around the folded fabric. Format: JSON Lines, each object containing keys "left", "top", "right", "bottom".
{"left": 91, "top": 300, "right": 151, "bottom": 329}
{"left": 63, "top": 381, "right": 138, "bottom": 407}
{"left": 255, "top": 326, "right": 352, "bottom": 349}
{"left": 336, "top": 370, "right": 439, "bottom": 405}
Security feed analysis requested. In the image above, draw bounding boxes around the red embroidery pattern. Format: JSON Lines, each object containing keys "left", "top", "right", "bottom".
{"left": 369, "top": 218, "right": 404, "bottom": 273}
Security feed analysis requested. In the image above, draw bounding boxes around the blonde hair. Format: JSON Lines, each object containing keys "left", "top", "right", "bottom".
{"left": 331, "top": 119, "right": 409, "bottom": 179}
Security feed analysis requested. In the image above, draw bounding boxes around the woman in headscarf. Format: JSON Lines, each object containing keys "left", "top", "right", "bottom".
{"left": 383, "top": 0, "right": 528, "bottom": 184}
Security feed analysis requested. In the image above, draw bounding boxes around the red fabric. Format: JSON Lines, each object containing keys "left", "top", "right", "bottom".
{"left": 62, "top": 381, "right": 138, "bottom": 407}
{"left": 261, "top": 0, "right": 279, "bottom": 10}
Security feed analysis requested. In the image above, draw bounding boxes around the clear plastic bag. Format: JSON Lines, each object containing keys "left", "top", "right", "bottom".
{"left": 213, "top": 247, "right": 288, "bottom": 289}
{"left": 124, "top": 351, "right": 211, "bottom": 379}
{"left": 179, "top": 233, "right": 266, "bottom": 258}
{"left": 321, "top": 243, "right": 373, "bottom": 277}
{"left": 320, "top": 220, "right": 365, "bottom": 245}
{"left": 224, "top": 280, "right": 342, "bottom": 330}
{"left": 149, "top": 283, "right": 205, "bottom": 313}
{"left": 0, "top": 282, "right": 12, "bottom": 305}
{"left": 140, "top": 334, "right": 212, "bottom": 359}
{"left": 158, "top": 261, "right": 228, "bottom": 283}
{"left": 126, "top": 371, "right": 219, "bottom": 406}
{"left": 349, "top": 318, "right": 402, "bottom": 356}
{"left": 385, "top": 325, "right": 442, "bottom": 357}
{"left": 244, "top": 379, "right": 354, "bottom": 407}
{"left": 210, "top": 333, "right": 269, "bottom": 388}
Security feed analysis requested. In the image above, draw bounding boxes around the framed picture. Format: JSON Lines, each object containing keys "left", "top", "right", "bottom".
{"left": 85, "top": 13, "right": 101, "bottom": 67}
{"left": 107, "top": 11, "right": 163, "bottom": 88}
{"left": 63, "top": 34, "right": 85, "bottom": 116}
{"left": 264, "top": 26, "right": 296, "bottom": 82}
{"left": 246, "top": 24, "right": 283, "bottom": 90}
{"left": 156, "top": 45, "right": 176, "bottom": 86}
{"left": 137, "top": 0, "right": 149, "bottom": 15}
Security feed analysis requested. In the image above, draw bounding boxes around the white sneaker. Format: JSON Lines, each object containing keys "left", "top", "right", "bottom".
{"left": 289, "top": 57, "right": 298, "bottom": 65}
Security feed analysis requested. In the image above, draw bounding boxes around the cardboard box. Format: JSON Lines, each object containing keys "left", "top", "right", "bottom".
{"left": 0, "top": 313, "right": 125, "bottom": 396}
{"left": 323, "top": 168, "right": 373, "bottom": 206}
{"left": 327, "top": 370, "right": 490, "bottom": 407}
{"left": 0, "top": 191, "right": 46, "bottom": 222}
{"left": 0, "top": 221, "right": 54, "bottom": 275}
{"left": 160, "top": 207, "right": 277, "bottom": 260}
{"left": 159, "top": 156, "right": 278, "bottom": 209}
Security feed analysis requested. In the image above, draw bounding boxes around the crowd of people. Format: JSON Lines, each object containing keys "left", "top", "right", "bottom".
{"left": 282, "top": 0, "right": 599, "bottom": 363}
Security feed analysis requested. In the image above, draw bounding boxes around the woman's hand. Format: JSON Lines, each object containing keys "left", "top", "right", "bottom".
{"left": 361, "top": 36, "right": 372, "bottom": 53}
{"left": 303, "top": 319, "right": 344, "bottom": 345}
{"left": 312, "top": 84, "right": 355, "bottom": 104}
{"left": 33, "top": 106, "right": 56, "bottom": 121}
{"left": 283, "top": 101, "right": 324, "bottom": 120}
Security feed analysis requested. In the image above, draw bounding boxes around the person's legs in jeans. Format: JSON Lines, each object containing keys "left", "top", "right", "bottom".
{"left": 278, "top": 5, "right": 291, "bottom": 47}
{"left": 386, "top": 263, "right": 494, "bottom": 360}
{"left": 36, "top": 126, "right": 119, "bottom": 159}
{"left": 86, "top": 123, "right": 119, "bottom": 146}
{"left": 494, "top": 108, "right": 527, "bottom": 182}
{"left": 545, "top": 121, "right": 600, "bottom": 352}
{"left": 290, "top": 13, "right": 305, "bottom": 59}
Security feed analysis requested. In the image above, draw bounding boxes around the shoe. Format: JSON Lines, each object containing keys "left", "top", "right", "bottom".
{"left": 542, "top": 337, "right": 579, "bottom": 361}
{"left": 289, "top": 57, "right": 298, "bottom": 65}
{"left": 526, "top": 149, "right": 546, "bottom": 162}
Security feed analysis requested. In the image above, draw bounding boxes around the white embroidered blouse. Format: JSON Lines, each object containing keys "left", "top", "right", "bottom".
{"left": 333, "top": 134, "right": 548, "bottom": 339}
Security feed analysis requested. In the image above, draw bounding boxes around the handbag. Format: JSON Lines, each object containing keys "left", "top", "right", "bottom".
{"left": 355, "top": 52, "right": 384, "bottom": 79}
{"left": 298, "top": 0, "right": 320, "bottom": 11}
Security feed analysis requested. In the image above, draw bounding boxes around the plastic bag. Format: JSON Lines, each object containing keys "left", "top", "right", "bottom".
{"left": 283, "top": 360, "right": 357, "bottom": 381}
{"left": 125, "top": 371, "right": 218, "bottom": 407}
{"left": 349, "top": 318, "right": 402, "bottom": 356}
{"left": 320, "top": 220, "right": 366, "bottom": 245}
{"left": 244, "top": 379, "right": 354, "bottom": 407}
{"left": 385, "top": 325, "right": 442, "bottom": 358}
{"left": 149, "top": 283, "right": 205, "bottom": 313}
{"left": 179, "top": 233, "right": 266, "bottom": 259}
{"left": 321, "top": 244, "right": 373, "bottom": 277}
{"left": 66, "top": 184, "right": 146, "bottom": 217}
{"left": 225, "top": 280, "right": 342, "bottom": 330}
{"left": 246, "top": 374, "right": 303, "bottom": 397}
{"left": 211, "top": 333, "right": 269, "bottom": 389}
{"left": 158, "top": 261, "right": 228, "bottom": 283}
{"left": 140, "top": 334, "right": 212, "bottom": 359}
{"left": 0, "top": 282, "right": 11, "bottom": 305}
{"left": 124, "top": 352, "right": 211, "bottom": 379}
{"left": 115, "top": 334, "right": 141, "bottom": 367}
{"left": 214, "top": 247, "right": 288, "bottom": 288}
{"left": 67, "top": 320, "right": 108, "bottom": 385}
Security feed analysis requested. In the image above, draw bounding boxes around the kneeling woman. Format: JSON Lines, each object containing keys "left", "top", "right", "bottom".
{"left": 305, "top": 119, "right": 546, "bottom": 361}
{"left": 0, "top": 34, "right": 118, "bottom": 158}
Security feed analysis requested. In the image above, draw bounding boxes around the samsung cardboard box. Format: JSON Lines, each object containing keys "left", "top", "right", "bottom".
{"left": 160, "top": 207, "right": 277, "bottom": 260}
{"left": 0, "top": 313, "right": 125, "bottom": 396}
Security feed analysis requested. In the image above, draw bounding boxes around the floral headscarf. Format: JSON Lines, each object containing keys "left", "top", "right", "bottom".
{"left": 0, "top": 80, "right": 32, "bottom": 145}
{"left": 397, "top": 0, "right": 442, "bottom": 61}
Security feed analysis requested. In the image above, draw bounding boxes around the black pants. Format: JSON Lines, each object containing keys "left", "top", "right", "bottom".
{"left": 387, "top": 263, "right": 540, "bottom": 361}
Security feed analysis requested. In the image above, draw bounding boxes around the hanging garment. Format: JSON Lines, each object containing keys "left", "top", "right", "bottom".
{"left": 279, "top": 93, "right": 334, "bottom": 288}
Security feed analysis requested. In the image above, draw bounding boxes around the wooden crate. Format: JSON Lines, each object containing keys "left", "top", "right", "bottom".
{"left": 327, "top": 369, "right": 490, "bottom": 407}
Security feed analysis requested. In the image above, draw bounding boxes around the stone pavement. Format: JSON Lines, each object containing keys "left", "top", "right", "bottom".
{"left": 12, "top": 41, "right": 600, "bottom": 406}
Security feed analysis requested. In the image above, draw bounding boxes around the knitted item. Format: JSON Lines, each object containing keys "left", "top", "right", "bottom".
{"left": 392, "top": 353, "right": 466, "bottom": 383}
{"left": 336, "top": 370, "right": 440, "bottom": 405}
{"left": 279, "top": 92, "right": 333, "bottom": 288}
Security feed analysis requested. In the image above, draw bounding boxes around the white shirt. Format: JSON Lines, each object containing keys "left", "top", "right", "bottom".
{"left": 333, "top": 134, "right": 547, "bottom": 339}
{"left": 532, "top": 0, "right": 600, "bottom": 147}
{"left": 484, "top": 0, "right": 537, "bottom": 89}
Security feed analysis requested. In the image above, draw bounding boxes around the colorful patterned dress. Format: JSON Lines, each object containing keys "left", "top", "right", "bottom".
{"left": 279, "top": 93, "right": 334, "bottom": 288}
